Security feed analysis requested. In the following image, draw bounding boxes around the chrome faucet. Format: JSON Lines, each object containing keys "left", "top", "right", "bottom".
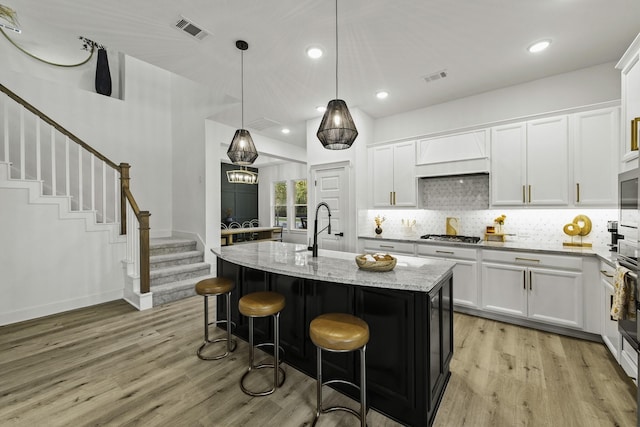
{"left": 311, "top": 202, "right": 331, "bottom": 257}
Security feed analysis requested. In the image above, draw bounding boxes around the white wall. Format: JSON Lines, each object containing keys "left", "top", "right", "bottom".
{"left": 373, "top": 62, "right": 621, "bottom": 143}
{"left": 0, "top": 183, "right": 125, "bottom": 325}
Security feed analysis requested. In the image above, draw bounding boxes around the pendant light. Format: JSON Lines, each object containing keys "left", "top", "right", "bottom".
{"left": 316, "top": 0, "right": 358, "bottom": 150}
{"left": 226, "top": 166, "right": 258, "bottom": 184}
{"left": 227, "top": 40, "right": 258, "bottom": 165}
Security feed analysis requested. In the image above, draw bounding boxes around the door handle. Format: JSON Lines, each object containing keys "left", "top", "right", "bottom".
{"left": 334, "top": 232, "right": 344, "bottom": 237}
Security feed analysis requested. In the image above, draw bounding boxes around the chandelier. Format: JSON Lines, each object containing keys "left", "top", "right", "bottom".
{"left": 226, "top": 167, "right": 258, "bottom": 185}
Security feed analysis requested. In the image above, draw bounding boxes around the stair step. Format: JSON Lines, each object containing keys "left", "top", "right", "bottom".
{"left": 150, "top": 262, "right": 211, "bottom": 286}
{"left": 150, "top": 238, "right": 197, "bottom": 256}
{"left": 150, "top": 251, "right": 204, "bottom": 270}
{"left": 151, "top": 275, "right": 215, "bottom": 306}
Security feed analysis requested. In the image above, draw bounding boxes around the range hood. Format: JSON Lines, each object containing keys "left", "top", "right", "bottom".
{"left": 414, "top": 129, "right": 489, "bottom": 178}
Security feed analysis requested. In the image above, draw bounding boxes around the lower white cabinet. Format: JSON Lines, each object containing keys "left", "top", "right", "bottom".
{"left": 416, "top": 245, "right": 479, "bottom": 309}
{"left": 360, "top": 238, "right": 415, "bottom": 256}
{"left": 481, "top": 251, "right": 583, "bottom": 329}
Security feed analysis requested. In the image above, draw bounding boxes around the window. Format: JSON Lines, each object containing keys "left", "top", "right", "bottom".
{"left": 273, "top": 181, "right": 287, "bottom": 228}
{"left": 293, "top": 179, "right": 307, "bottom": 229}
{"left": 272, "top": 178, "right": 308, "bottom": 230}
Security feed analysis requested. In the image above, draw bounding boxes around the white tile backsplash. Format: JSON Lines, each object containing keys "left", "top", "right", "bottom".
{"left": 360, "top": 208, "right": 618, "bottom": 249}
{"left": 420, "top": 174, "right": 489, "bottom": 210}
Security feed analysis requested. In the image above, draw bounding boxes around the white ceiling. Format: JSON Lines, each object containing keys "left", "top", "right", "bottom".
{"left": 5, "top": 0, "right": 640, "bottom": 149}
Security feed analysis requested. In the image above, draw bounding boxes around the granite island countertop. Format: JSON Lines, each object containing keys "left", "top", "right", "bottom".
{"left": 213, "top": 241, "right": 455, "bottom": 293}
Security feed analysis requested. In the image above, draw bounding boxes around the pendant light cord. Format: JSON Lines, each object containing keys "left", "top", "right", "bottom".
{"left": 335, "top": 0, "right": 339, "bottom": 99}
{"left": 241, "top": 49, "right": 244, "bottom": 129}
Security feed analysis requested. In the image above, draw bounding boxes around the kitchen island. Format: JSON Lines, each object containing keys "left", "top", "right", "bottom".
{"left": 213, "top": 241, "right": 455, "bottom": 426}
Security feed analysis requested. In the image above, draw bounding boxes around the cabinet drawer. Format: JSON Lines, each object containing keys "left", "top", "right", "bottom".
{"left": 600, "top": 262, "right": 615, "bottom": 285}
{"left": 416, "top": 244, "right": 478, "bottom": 260}
{"left": 362, "top": 239, "right": 415, "bottom": 255}
{"left": 481, "top": 249, "right": 582, "bottom": 270}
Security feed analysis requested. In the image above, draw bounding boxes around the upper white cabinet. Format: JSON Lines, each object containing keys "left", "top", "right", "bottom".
{"left": 571, "top": 107, "right": 620, "bottom": 206}
{"left": 415, "top": 130, "right": 489, "bottom": 177}
{"left": 370, "top": 141, "right": 416, "bottom": 207}
{"left": 491, "top": 116, "right": 569, "bottom": 206}
{"left": 616, "top": 33, "right": 640, "bottom": 172}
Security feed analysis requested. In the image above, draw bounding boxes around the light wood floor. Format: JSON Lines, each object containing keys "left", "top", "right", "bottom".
{"left": 0, "top": 296, "right": 636, "bottom": 426}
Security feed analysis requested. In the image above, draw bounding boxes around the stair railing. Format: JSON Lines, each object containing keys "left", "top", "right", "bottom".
{"left": 0, "top": 83, "right": 150, "bottom": 293}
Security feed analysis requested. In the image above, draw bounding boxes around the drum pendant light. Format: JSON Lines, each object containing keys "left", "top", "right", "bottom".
{"left": 227, "top": 40, "right": 258, "bottom": 165}
{"left": 316, "top": 0, "right": 358, "bottom": 149}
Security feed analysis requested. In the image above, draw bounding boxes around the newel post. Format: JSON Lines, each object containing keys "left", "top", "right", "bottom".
{"left": 139, "top": 211, "right": 151, "bottom": 294}
{"left": 119, "top": 163, "right": 130, "bottom": 235}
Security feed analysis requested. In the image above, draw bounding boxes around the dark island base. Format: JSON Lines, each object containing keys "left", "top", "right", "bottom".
{"left": 217, "top": 259, "right": 453, "bottom": 426}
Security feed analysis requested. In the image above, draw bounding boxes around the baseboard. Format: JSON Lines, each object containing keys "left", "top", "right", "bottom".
{"left": 123, "top": 288, "right": 153, "bottom": 311}
{"left": 0, "top": 289, "right": 124, "bottom": 326}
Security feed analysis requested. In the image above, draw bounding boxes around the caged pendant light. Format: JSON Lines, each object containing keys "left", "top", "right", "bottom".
{"left": 227, "top": 40, "right": 258, "bottom": 165}
{"left": 316, "top": 0, "right": 358, "bottom": 150}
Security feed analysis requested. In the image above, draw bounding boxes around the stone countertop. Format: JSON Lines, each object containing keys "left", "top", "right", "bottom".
{"left": 359, "top": 233, "right": 619, "bottom": 264}
{"left": 213, "top": 241, "right": 455, "bottom": 293}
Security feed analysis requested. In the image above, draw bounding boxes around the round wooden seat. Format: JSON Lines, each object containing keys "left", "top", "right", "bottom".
{"left": 195, "top": 277, "right": 234, "bottom": 296}
{"left": 310, "top": 313, "right": 369, "bottom": 351}
{"left": 239, "top": 291, "right": 285, "bottom": 317}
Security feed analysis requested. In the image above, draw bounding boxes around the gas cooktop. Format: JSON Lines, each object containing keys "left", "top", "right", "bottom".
{"left": 420, "top": 234, "right": 482, "bottom": 244}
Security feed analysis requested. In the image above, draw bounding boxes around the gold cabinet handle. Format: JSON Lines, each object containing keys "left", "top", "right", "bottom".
{"left": 380, "top": 244, "right": 395, "bottom": 249}
{"left": 528, "top": 185, "right": 532, "bottom": 203}
{"left": 529, "top": 270, "right": 532, "bottom": 290}
{"left": 389, "top": 192, "right": 393, "bottom": 205}
{"left": 600, "top": 270, "right": 614, "bottom": 278}
{"left": 576, "top": 183, "right": 580, "bottom": 203}
{"left": 522, "top": 185, "right": 526, "bottom": 203}
{"left": 436, "top": 250, "right": 455, "bottom": 255}
{"left": 515, "top": 257, "right": 540, "bottom": 263}
{"left": 523, "top": 270, "right": 526, "bottom": 289}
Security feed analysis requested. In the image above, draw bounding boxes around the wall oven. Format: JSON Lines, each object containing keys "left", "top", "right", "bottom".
{"left": 617, "top": 170, "right": 640, "bottom": 417}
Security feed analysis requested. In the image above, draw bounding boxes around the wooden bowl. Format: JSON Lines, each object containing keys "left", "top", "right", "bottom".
{"left": 355, "top": 253, "right": 397, "bottom": 272}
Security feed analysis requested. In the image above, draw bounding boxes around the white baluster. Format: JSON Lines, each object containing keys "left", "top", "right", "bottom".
{"left": 35, "top": 117, "right": 41, "bottom": 181}
{"left": 78, "top": 143, "right": 83, "bottom": 211}
{"left": 19, "top": 106, "right": 25, "bottom": 179}
{"left": 50, "top": 127, "right": 56, "bottom": 196}
{"left": 101, "top": 160, "right": 107, "bottom": 223}
{"left": 2, "top": 94, "right": 8, "bottom": 162}
{"left": 65, "top": 136, "right": 70, "bottom": 197}
{"left": 90, "top": 153, "right": 96, "bottom": 212}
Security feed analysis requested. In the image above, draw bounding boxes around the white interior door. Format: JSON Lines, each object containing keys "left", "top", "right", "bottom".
{"left": 312, "top": 165, "right": 348, "bottom": 252}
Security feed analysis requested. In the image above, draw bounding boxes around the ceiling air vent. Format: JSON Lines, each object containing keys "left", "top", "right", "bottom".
{"left": 423, "top": 69, "right": 448, "bottom": 83}
{"left": 247, "top": 117, "right": 281, "bottom": 131}
{"left": 174, "top": 17, "right": 210, "bottom": 41}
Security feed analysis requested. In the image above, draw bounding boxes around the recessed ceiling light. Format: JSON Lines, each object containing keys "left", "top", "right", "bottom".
{"left": 281, "top": 128, "right": 290, "bottom": 134}
{"left": 306, "top": 47, "right": 323, "bottom": 59}
{"left": 528, "top": 40, "right": 551, "bottom": 53}
{"left": 376, "top": 91, "right": 389, "bottom": 99}
{"left": 316, "top": 106, "right": 326, "bottom": 113}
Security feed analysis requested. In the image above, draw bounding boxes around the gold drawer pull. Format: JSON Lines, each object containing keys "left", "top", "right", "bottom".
{"left": 600, "top": 270, "right": 614, "bottom": 278}
{"left": 515, "top": 257, "right": 540, "bottom": 263}
{"left": 436, "top": 250, "right": 455, "bottom": 255}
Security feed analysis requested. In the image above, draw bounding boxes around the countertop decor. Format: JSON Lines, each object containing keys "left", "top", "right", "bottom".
{"left": 355, "top": 253, "right": 397, "bottom": 271}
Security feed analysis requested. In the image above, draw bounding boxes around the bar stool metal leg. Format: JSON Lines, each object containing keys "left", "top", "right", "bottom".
{"left": 197, "top": 292, "right": 237, "bottom": 360}
{"left": 240, "top": 312, "right": 286, "bottom": 396}
{"left": 312, "top": 345, "right": 368, "bottom": 427}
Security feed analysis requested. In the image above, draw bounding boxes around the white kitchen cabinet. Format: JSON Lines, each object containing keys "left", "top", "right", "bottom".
{"left": 370, "top": 141, "right": 416, "bottom": 207}
{"left": 616, "top": 33, "right": 640, "bottom": 172}
{"left": 481, "top": 251, "right": 583, "bottom": 329}
{"left": 600, "top": 262, "right": 620, "bottom": 362}
{"left": 360, "top": 238, "right": 415, "bottom": 255}
{"left": 571, "top": 107, "right": 619, "bottom": 207}
{"left": 491, "top": 116, "right": 569, "bottom": 206}
{"left": 416, "top": 244, "right": 479, "bottom": 309}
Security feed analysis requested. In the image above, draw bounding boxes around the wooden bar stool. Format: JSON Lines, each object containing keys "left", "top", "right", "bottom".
{"left": 195, "top": 277, "right": 236, "bottom": 360}
{"left": 238, "top": 291, "right": 286, "bottom": 396}
{"left": 309, "top": 313, "right": 369, "bottom": 427}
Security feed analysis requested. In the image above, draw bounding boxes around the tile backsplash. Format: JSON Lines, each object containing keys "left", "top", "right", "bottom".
{"left": 420, "top": 174, "right": 489, "bottom": 210}
{"left": 360, "top": 208, "right": 618, "bottom": 249}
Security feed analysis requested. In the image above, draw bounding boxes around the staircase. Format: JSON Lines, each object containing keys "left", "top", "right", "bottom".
{"left": 150, "top": 238, "right": 213, "bottom": 306}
